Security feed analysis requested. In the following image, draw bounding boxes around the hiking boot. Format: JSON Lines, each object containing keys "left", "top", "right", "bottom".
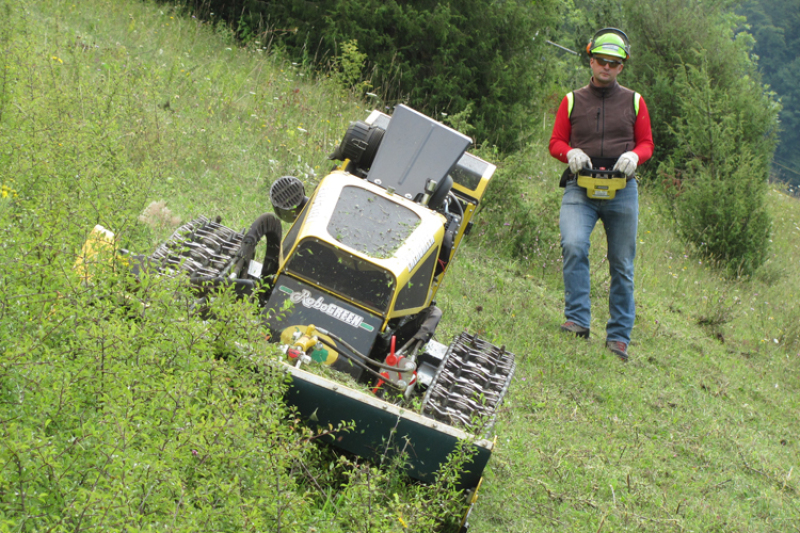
{"left": 606, "top": 341, "right": 629, "bottom": 362}
{"left": 560, "top": 321, "right": 590, "bottom": 339}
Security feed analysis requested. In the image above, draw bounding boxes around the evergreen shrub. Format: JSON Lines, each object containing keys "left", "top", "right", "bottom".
{"left": 659, "top": 62, "right": 777, "bottom": 276}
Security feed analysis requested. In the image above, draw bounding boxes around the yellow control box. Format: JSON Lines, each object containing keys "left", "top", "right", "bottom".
{"left": 577, "top": 172, "right": 627, "bottom": 200}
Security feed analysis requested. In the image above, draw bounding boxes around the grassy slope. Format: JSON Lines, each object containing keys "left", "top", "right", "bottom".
{"left": 2, "top": 0, "right": 799, "bottom": 531}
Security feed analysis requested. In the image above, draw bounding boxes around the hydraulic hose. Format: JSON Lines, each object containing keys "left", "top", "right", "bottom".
{"left": 314, "top": 326, "right": 412, "bottom": 373}
{"left": 447, "top": 192, "right": 464, "bottom": 218}
{"left": 313, "top": 336, "right": 404, "bottom": 391}
{"left": 233, "top": 213, "right": 282, "bottom": 281}
{"left": 412, "top": 306, "right": 442, "bottom": 343}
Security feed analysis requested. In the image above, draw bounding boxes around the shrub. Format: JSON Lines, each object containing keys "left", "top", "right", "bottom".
{"left": 474, "top": 147, "right": 563, "bottom": 275}
{"left": 662, "top": 157, "right": 772, "bottom": 277}
{"left": 658, "top": 62, "right": 777, "bottom": 276}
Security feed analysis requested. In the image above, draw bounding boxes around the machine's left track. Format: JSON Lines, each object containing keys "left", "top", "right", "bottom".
{"left": 148, "top": 217, "right": 244, "bottom": 278}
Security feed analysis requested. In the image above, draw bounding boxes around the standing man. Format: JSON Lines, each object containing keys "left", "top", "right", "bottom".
{"left": 548, "top": 28, "right": 654, "bottom": 361}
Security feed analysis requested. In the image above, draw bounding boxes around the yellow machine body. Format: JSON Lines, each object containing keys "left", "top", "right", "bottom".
{"left": 274, "top": 166, "right": 494, "bottom": 330}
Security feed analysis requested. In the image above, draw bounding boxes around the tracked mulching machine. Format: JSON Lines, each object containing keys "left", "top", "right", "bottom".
{"left": 92, "top": 105, "right": 515, "bottom": 530}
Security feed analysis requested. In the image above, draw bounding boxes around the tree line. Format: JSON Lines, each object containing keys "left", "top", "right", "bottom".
{"left": 738, "top": 0, "right": 800, "bottom": 186}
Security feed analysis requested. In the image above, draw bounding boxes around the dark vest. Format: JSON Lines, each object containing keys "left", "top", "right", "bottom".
{"left": 570, "top": 81, "right": 637, "bottom": 162}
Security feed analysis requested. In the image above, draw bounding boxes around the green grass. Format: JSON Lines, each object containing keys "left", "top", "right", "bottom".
{"left": 1, "top": 0, "right": 799, "bottom": 531}
{"left": 443, "top": 176, "right": 800, "bottom": 531}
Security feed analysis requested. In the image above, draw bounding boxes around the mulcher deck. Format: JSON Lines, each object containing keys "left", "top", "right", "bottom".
{"left": 283, "top": 363, "right": 494, "bottom": 490}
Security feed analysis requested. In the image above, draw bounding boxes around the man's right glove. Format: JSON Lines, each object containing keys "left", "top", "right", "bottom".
{"left": 567, "top": 148, "right": 591, "bottom": 174}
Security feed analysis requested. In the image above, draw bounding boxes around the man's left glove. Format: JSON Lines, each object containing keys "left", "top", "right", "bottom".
{"left": 613, "top": 152, "right": 639, "bottom": 177}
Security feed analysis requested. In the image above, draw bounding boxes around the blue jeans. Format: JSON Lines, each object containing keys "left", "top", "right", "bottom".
{"left": 559, "top": 179, "right": 638, "bottom": 344}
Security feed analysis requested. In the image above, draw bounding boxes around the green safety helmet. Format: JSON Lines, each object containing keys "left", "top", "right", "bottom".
{"left": 586, "top": 28, "right": 630, "bottom": 60}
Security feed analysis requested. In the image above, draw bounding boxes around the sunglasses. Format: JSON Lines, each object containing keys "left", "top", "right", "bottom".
{"left": 594, "top": 57, "right": 624, "bottom": 68}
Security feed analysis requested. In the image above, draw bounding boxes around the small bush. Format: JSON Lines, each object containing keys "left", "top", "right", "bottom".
{"left": 329, "top": 39, "right": 370, "bottom": 94}
{"left": 475, "top": 147, "right": 563, "bottom": 275}
{"left": 661, "top": 154, "right": 772, "bottom": 277}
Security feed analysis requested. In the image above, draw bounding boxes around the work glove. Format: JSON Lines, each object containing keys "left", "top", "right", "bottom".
{"left": 566, "top": 148, "right": 591, "bottom": 174}
{"left": 613, "top": 151, "right": 639, "bottom": 177}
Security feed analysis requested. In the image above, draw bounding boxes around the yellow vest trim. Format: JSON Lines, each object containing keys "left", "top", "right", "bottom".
{"left": 566, "top": 91, "right": 641, "bottom": 118}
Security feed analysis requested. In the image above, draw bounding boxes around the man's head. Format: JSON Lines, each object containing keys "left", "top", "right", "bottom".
{"left": 587, "top": 28, "right": 629, "bottom": 87}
